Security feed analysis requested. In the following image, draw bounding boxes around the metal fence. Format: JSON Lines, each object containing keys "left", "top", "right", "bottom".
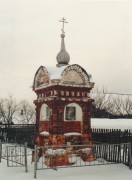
{"left": 0, "top": 141, "right": 7, "bottom": 161}
{"left": 1, "top": 124, "right": 132, "bottom": 145}
{"left": 0, "top": 124, "right": 36, "bottom": 148}
{"left": 6, "top": 144, "right": 28, "bottom": 171}
{"left": 0, "top": 124, "right": 132, "bottom": 147}
{"left": 0, "top": 141, "right": 29, "bottom": 172}
{"left": 33, "top": 142, "right": 132, "bottom": 178}
{"left": 91, "top": 129, "right": 132, "bottom": 144}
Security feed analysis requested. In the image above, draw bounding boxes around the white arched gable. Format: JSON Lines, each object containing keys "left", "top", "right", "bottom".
{"left": 33, "top": 66, "right": 50, "bottom": 89}
{"left": 61, "top": 64, "right": 90, "bottom": 85}
{"left": 40, "top": 104, "right": 50, "bottom": 121}
{"left": 64, "top": 103, "right": 82, "bottom": 121}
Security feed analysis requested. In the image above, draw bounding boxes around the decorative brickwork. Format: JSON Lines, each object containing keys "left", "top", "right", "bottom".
{"left": 64, "top": 121, "right": 81, "bottom": 133}
{"left": 40, "top": 121, "right": 49, "bottom": 131}
{"left": 33, "top": 64, "right": 94, "bottom": 148}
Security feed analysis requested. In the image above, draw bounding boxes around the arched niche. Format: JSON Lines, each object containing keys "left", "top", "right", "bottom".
{"left": 64, "top": 103, "right": 82, "bottom": 121}
{"left": 40, "top": 103, "right": 50, "bottom": 121}
{"left": 61, "top": 64, "right": 90, "bottom": 85}
{"left": 33, "top": 66, "right": 50, "bottom": 89}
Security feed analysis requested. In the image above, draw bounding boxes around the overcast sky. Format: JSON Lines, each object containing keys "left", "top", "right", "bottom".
{"left": 0, "top": 0, "right": 132, "bottom": 101}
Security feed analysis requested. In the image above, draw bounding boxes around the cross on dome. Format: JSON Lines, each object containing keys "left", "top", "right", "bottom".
{"left": 59, "top": 17, "right": 68, "bottom": 34}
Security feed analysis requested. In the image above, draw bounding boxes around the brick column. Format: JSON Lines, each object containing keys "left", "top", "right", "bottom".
{"left": 82, "top": 103, "right": 92, "bottom": 144}
{"left": 35, "top": 104, "right": 41, "bottom": 145}
{"left": 49, "top": 101, "right": 65, "bottom": 146}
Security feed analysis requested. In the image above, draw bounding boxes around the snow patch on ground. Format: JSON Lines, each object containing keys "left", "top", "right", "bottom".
{"left": 91, "top": 118, "right": 132, "bottom": 130}
{"left": 0, "top": 158, "right": 132, "bottom": 180}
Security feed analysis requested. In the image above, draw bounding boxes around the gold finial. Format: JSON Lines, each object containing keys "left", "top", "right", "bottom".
{"left": 59, "top": 17, "right": 68, "bottom": 34}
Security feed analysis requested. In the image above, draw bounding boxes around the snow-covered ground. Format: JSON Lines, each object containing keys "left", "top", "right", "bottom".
{"left": 0, "top": 118, "right": 132, "bottom": 179}
{"left": 0, "top": 157, "right": 132, "bottom": 180}
{"left": 92, "top": 118, "right": 132, "bottom": 130}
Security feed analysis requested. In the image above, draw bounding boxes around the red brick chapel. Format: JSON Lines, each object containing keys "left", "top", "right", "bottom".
{"left": 33, "top": 18, "right": 95, "bottom": 148}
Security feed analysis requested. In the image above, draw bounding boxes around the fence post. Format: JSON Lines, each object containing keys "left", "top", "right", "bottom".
{"left": 7, "top": 146, "right": 9, "bottom": 167}
{"left": 34, "top": 145, "right": 37, "bottom": 178}
{"left": 0, "top": 140, "right": 2, "bottom": 163}
{"left": 128, "top": 142, "right": 132, "bottom": 170}
{"left": 24, "top": 142, "right": 28, "bottom": 173}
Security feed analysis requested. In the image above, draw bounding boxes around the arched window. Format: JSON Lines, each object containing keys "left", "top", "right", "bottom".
{"left": 40, "top": 104, "right": 50, "bottom": 121}
{"left": 64, "top": 103, "right": 82, "bottom": 121}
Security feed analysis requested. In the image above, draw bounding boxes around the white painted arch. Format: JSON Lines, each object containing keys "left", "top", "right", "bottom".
{"left": 40, "top": 103, "right": 49, "bottom": 121}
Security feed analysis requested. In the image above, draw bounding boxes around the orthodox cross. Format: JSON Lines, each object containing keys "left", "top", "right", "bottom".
{"left": 59, "top": 17, "right": 68, "bottom": 34}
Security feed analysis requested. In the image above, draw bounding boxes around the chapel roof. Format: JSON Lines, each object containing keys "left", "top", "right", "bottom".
{"left": 33, "top": 18, "right": 94, "bottom": 90}
{"left": 33, "top": 64, "right": 94, "bottom": 90}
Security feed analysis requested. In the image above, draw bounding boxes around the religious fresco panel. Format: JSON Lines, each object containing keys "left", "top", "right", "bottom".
{"left": 65, "top": 106, "right": 76, "bottom": 120}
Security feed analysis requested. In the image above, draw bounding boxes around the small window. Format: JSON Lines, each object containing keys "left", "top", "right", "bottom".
{"left": 71, "top": 91, "right": 75, "bottom": 96}
{"left": 66, "top": 91, "right": 69, "bottom": 96}
{"left": 54, "top": 90, "right": 58, "bottom": 96}
{"left": 82, "top": 92, "right": 85, "bottom": 96}
{"left": 61, "top": 91, "right": 64, "bottom": 96}
{"left": 77, "top": 92, "right": 80, "bottom": 96}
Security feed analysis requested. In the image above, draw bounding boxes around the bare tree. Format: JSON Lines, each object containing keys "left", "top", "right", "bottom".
{"left": 91, "top": 87, "right": 112, "bottom": 117}
{"left": 122, "top": 96, "right": 132, "bottom": 117}
{"left": 0, "top": 95, "right": 19, "bottom": 126}
{"left": 105, "top": 95, "right": 123, "bottom": 116}
{"left": 91, "top": 87, "right": 132, "bottom": 118}
{"left": 17, "top": 100, "right": 35, "bottom": 124}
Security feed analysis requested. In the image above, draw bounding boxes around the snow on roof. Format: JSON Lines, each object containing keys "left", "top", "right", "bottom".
{"left": 46, "top": 65, "right": 69, "bottom": 79}
{"left": 40, "top": 131, "right": 49, "bottom": 136}
{"left": 46, "top": 148, "right": 66, "bottom": 155}
{"left": 64, "top": 132, "right": 82, "bottom": 136}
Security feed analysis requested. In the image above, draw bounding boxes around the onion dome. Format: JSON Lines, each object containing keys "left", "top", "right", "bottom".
{"left": 56, "top": 17, "right": 70, "bottom": 67}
